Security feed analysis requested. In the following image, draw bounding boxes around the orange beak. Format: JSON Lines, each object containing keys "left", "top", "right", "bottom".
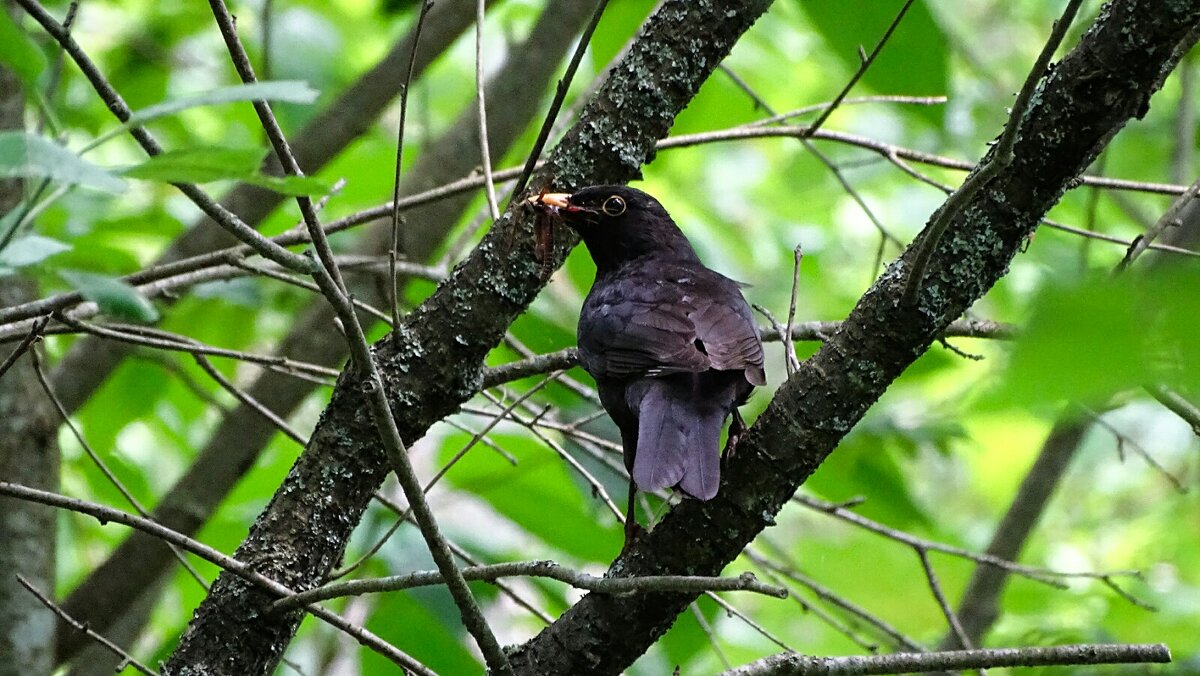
{"left": 527, "top": 192, "right": 571, "bottom": 209}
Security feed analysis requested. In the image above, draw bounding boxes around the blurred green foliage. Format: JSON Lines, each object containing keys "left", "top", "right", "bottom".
{"left": 1, "top": 0, "right": 1196, "bottom": 673}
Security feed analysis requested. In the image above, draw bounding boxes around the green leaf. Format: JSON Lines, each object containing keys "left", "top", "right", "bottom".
{"left": 122, "top": 146, "right": 330, "bottom": 195}
{"left": 798, "top": 0, "right": 948, "bottom": 127}
{"left": 60, "top": 270, "right": 160, "bottom": 323}
{"left": 83, "top": 81, "right": 320, "bottom": 152}
{"left": 121, "top": 146, "right": 264, "bottom": 184}
{"left": 440, "top": 431, "right": 621, "bottom": 562}
{"left": 0, "top": 234, "right": 72, "bottom": 267}
{"left": 0, "top": 9, "right": 46, "bottom": 89}
{"left": 242, "top": 173, "right": 333, "bottom": 196}
{"left": 0, "top": 132, "right": 126, "bottom": 192}
{"left": 987, "top": 270, "right": 1200, "bottom": 408}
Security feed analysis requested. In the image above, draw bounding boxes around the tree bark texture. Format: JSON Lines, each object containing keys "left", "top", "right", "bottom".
{"left": 0, "top": 59, "right": 58, "bottom": 676}
{"left": 55, "top": 0, "right": 596, "bottom": 664}
{"left": 161, "top": 1, "right": 775, "bottom": 673}
{"left": 507, "top": 1, "right": 1200, "bottom": 673}
{"left": 48, "top": 0, "right": 487, "bottom": 415}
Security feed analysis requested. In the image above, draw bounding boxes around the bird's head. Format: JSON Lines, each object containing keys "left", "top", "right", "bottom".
{"left": 526, "top": 185, "right": 698, "bottom": 273}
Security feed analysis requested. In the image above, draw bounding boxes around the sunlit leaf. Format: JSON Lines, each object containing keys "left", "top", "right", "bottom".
{"left": 987, "top": 270, "right": 1200, "bottom": 407}
{"left": 242, "top": 173, "right": 333, "bottom": 196}
{"left": 84, "top": 81, "right": 320, "bottom": 152}
{"left": 121, "top": 146, "right": 264, "bottom": 184}
{"left": 798, "top": 0, "right": 948, "bottom": 127}
{"left": 60, "top": 270, "right": 160, "bottom": 323}
{"left": 0, "top": 132, "right": 126, "bottom": 192}
{"left": 0, "top": 234, "right": 72, "bottom": 267}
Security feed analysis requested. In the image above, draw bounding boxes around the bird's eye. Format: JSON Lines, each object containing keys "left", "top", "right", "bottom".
{"left": 602, "top": 195, "right": 626, "bottom": 217}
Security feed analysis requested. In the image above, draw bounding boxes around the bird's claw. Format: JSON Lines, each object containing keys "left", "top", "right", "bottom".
{"left": 620, "top": 521, "right": 646, "bottom": 556}
{"left": 723, "top": 409, "right": 748, "bottom": 460}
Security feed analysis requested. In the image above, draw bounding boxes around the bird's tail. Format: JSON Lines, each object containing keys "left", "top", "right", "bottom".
{"left": 631, "top": 378, "right": 724, "bottom": 500}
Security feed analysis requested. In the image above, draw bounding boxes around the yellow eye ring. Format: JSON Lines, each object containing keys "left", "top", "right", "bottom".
{"left": 602, "top": 195, "right": 627, "bottom": 217}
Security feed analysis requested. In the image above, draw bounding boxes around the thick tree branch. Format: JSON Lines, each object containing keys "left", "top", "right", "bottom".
{"left": 46, "top": 0, "right": 484, "bottom": 415}
{"left": 507, "top": 1, "right": 1200, "bottom": 672}
{"left": 54, "top": 0, "right": 598, "bottom": 664}
{"left": 157, "top": 1, "right": 775, "bottom": 673}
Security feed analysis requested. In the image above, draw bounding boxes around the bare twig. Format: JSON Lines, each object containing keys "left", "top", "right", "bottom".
{"left": 749, "top": 544, "right": 923, "bottom": 653}
{"left": 272, "top": 561, "right": 785, "bottom": 613}
{"left": 505, "top": 0, "right": 612, "bottom": 203}
{"left": 1147, "top": 384, "right": 1200, "bottom": 437}
{"left": 784, "top": 244, "right": 804, "bottom": 376}
{"left": 475, "top": 0, "right": 500, "bottom": 221}
{"left": 30, "top": 349, "right": 210, "bottom": 589}
{"left": 192, "top": 354, "right": 307, "bottom": 446}
{"left": 0, "top": 314, "right": 49, "bottom": 382}
{"left": 17, "top": 575, "right": 159, "bottom": 676}
{"left": 0, "top": 481, "right": 434, "bottom": 675}
{"left": 917, "top": 548, "right": 972, "bottom": 649}
{"left": 794, "top": 494, "right": 1142, "bottom": 588}
{"left": 390, "top": 0, "right": 434, "bottom": 331}
{"left": 722, "top": 643, "right": 1171, "bottom": 676}
{"left": 207, "top": 0, "right": 511, "bottom": 670}
{"left": 804, "top": 0, "right": 917, "bottom": 136}
{"left": 1118, "top": 171, "right": 1200, "bottom": 269}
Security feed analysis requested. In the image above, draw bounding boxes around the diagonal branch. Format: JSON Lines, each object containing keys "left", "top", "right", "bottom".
{"left": 159, "top": 0, "right": 777, "bottom": 673}
{"left": 507, "top": 1, "right": 1200, "bottom": 672}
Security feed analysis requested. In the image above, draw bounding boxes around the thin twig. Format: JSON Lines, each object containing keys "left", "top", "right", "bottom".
{"left": 690, "top": 602, "right": 732, "bottom": 670}
{"left": 917, "top": 547, "right": 972, "bottom": 649}
{"left": 750, "top": 543, "right": 923, "bottom": 653}
{"left": 793, "top": 494, "right": 1142, "bottom": 588}
{"left": 53, "top": 314, "right": 340, "bottom": 380}
{"left": 505, "top": 0, "right": 612, "bottom": 203}
{"left": 784, "top": 244, "right": 804, "bottom": 376}
{"left": 475, "top": 0, "right": 500, "bottom": 221}
{"left": 30, "top": 349, "right": 211, "bottom": 589}
{"left": 391, "top": 0, "right": 435, "bottom": 331}
{"left": 272, "top": 561, "right": 785, "bottom": 613}
{"left": 367, "top": 491, "right": 556, "bottom": 625}
{"left": 192, "top": 354, "right": 307, "bottom": 445}
{"left": 0, "top": 481, "right": 434, "bottom": 675}
{"left": 1083, "top": 408, "right": 1187, "bottom": 493}
{"left": 745, "top": 95, "right": 947, "bottom": 128}
{"left": 803, "top": 0, "right": 917, "bottom": 136}
{"left": 17, "top": 574, "right": 159, "bottom": 676}
{"left": 0, "top": 314, "right": 49, "bottom": 382}
{"left": 207, "top": 0, "right": 511, "bottom": 670}
{"left": 0, "top": 122, "right": 1192, "bottom": 340}
{"left": 721, "top": 643, "right": 1172, "bottom": 676}
{"left": 749, "top": 556, "right": 880, "bottom": 653}
{"left": 1147, "top": 384, "right": 1200, "bottom": 437}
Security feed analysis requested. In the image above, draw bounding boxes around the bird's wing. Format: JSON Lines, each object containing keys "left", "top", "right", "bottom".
{"left": 687, "top": 271, "right": 766, "bottom": 385}
{"left": 578, "top": 277, "right": 710, "bottom": 379}
{"left": 578, "top": 266, "right": 766, "bottom": 384}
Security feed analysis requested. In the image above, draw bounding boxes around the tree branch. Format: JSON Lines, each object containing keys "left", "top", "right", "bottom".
{"left": 722, "top": 643, "right": 1170, "bottom": 676}
{"left": 507, "top": 1, "right": 1200, "bottom": 672}
{"left": 157, "top": 0, "right": 775, "bottom": 673}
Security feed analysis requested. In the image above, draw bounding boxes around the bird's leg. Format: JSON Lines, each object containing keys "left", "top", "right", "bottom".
{"left": 622, "top": 481, "right": 645, "bottom": 551}
{"left": 726, "top": 408, "right": 749, "bottom": 456}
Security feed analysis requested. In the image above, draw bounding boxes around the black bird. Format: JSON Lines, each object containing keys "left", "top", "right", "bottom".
{"left": 528, "top": 185, "right": 765, "bottom": 539}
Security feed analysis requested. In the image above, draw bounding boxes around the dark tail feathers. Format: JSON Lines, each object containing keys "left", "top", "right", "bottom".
{"left": 630, "top": 378, "right": 725, "bottom": 500}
